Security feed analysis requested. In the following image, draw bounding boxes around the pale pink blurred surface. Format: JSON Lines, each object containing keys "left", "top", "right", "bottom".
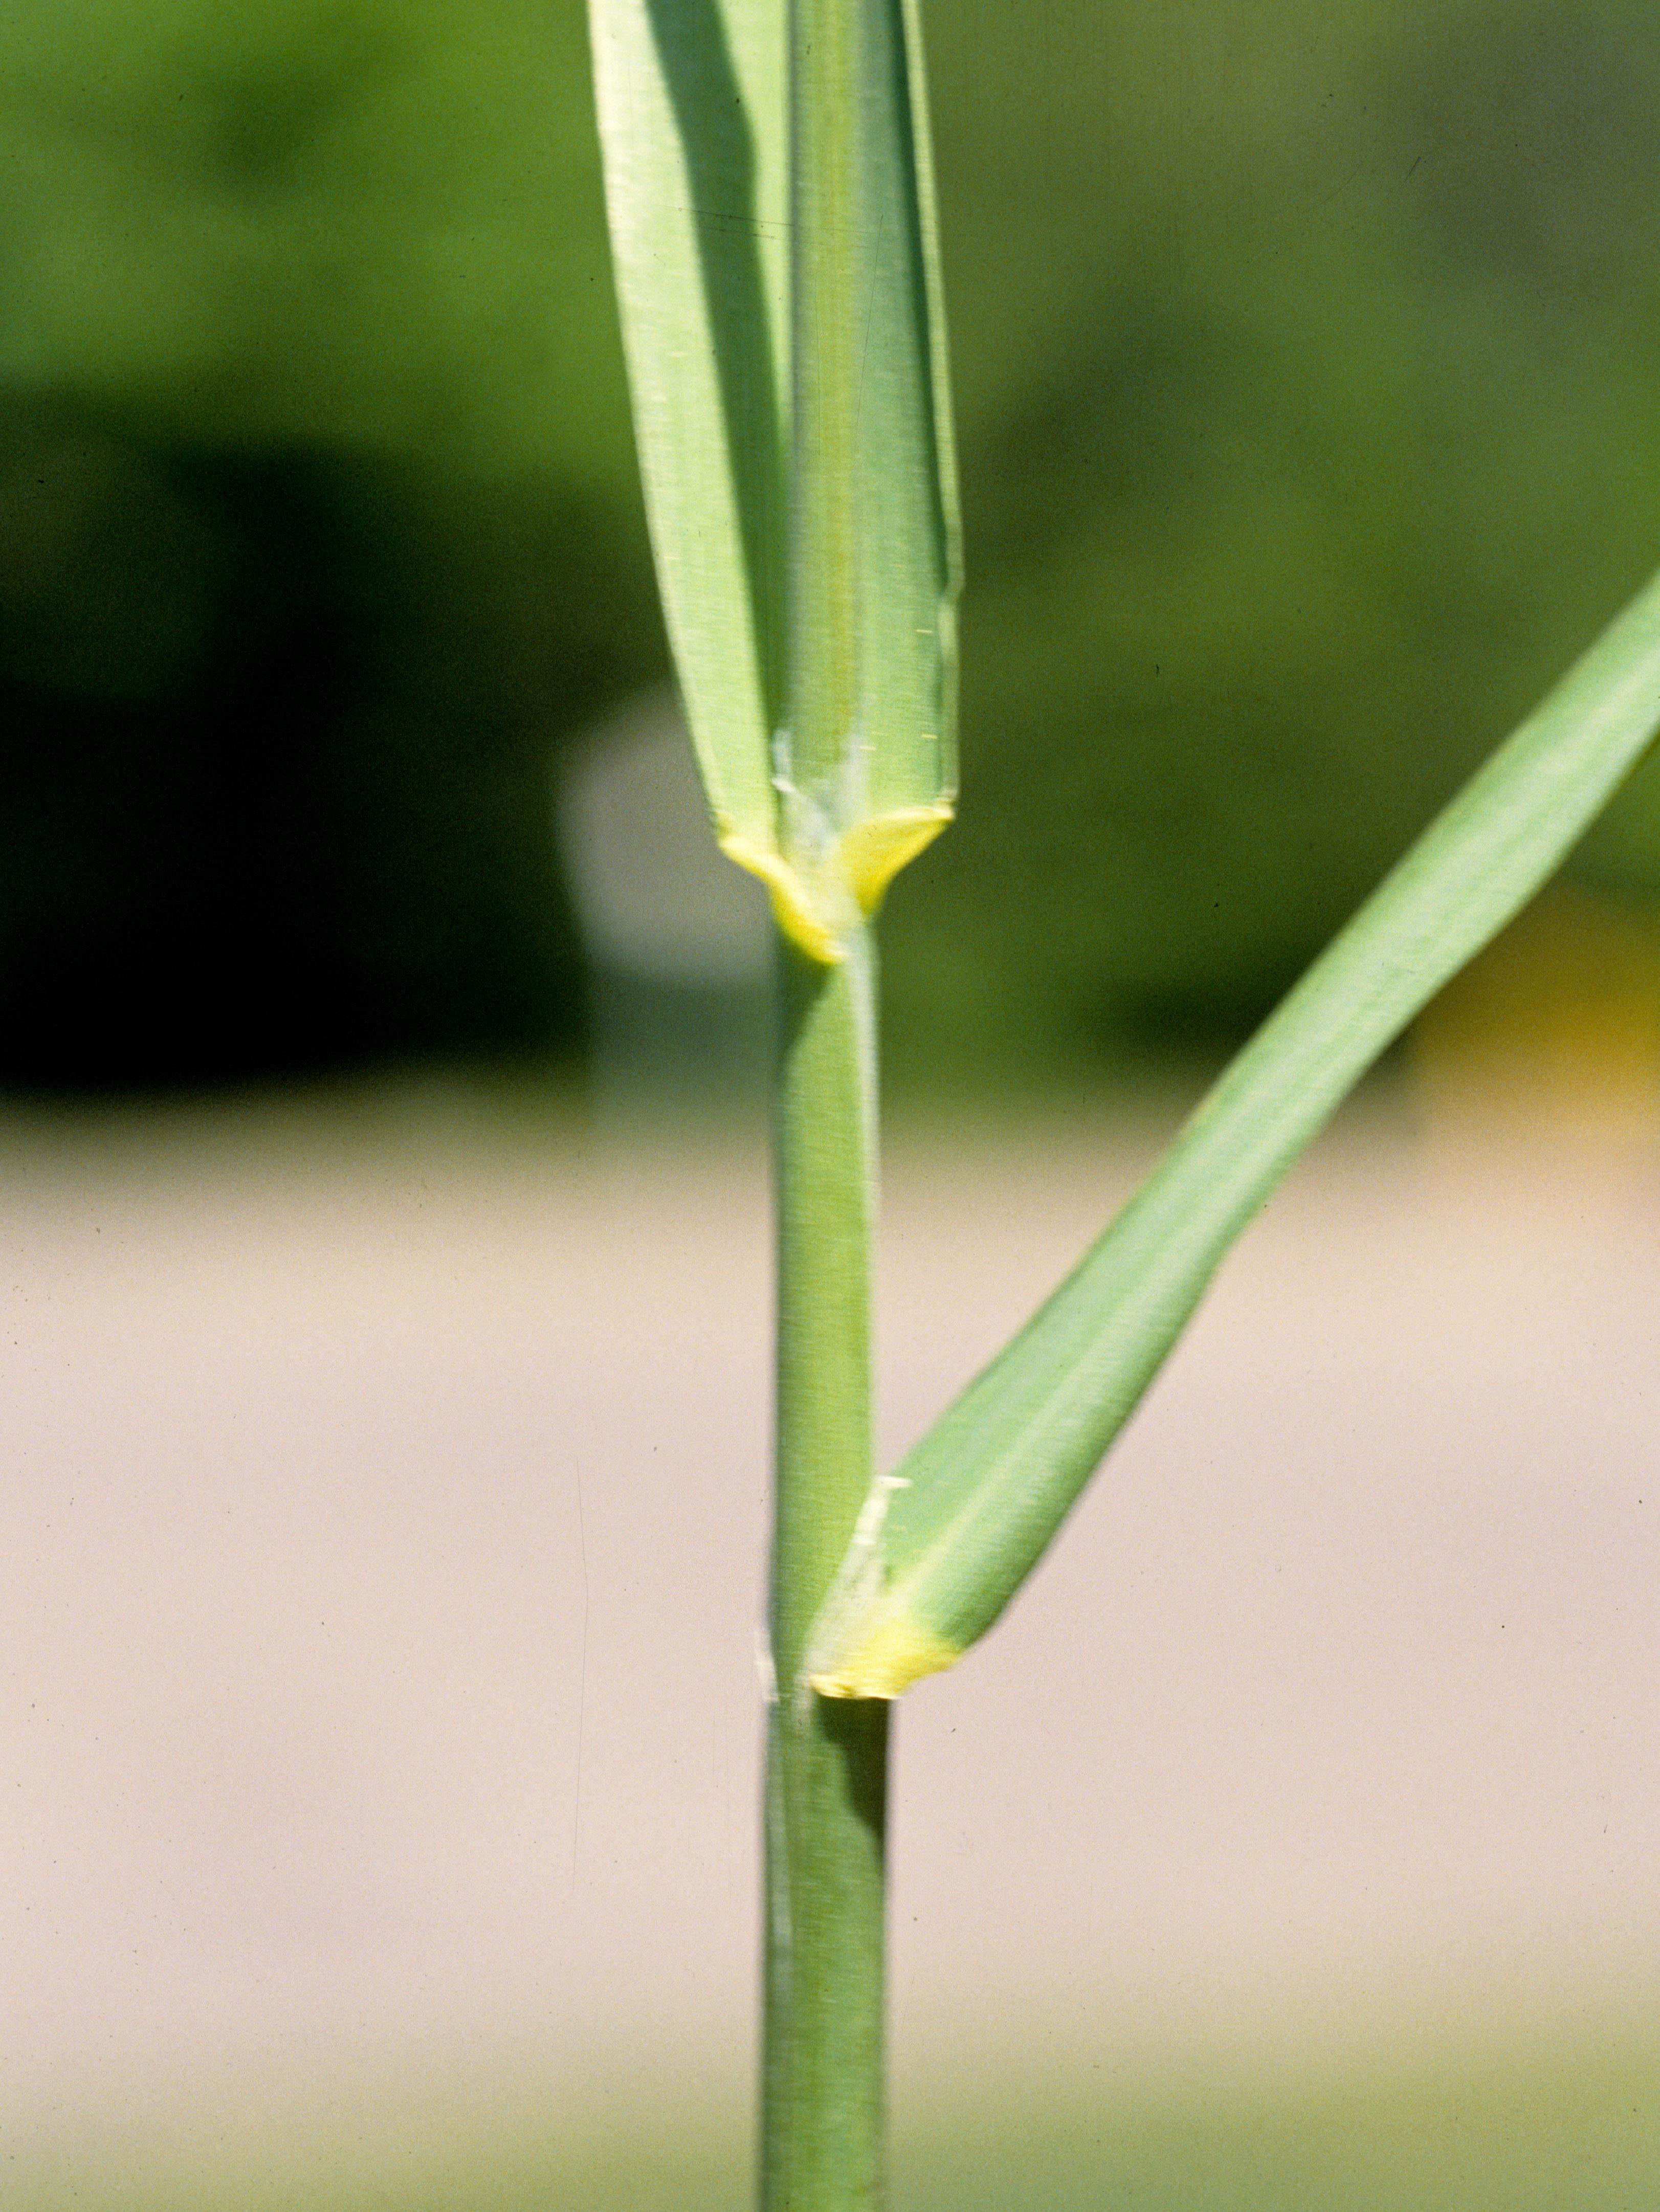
{"left": 4, "top": 1093, "right": 1657, "bottom": 2147}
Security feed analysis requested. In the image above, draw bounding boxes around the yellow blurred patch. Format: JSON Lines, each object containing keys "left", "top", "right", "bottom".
{"left": 1411, "top": 882, "right": 1660, "bottom": 1153}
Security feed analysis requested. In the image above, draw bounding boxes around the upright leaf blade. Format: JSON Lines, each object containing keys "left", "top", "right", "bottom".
{"left": 806, "top": 565, "right": 1660, "bottom": 1699}
{"left": 588, "top": 0, "right": 958, "bottom": 963}
{"left": 587, "top": 0, "right": 789, "bottom": 859}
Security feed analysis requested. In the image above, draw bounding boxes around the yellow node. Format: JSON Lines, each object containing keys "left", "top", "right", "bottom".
{"left": 718, "top": 833, "right": 847, "bottom": 963}
{"left": 719, "top": 802, "right": 955, "bottom": 967}
{"left": 808, "top": 1613, "right": 961, "bottom": 1700}
{"left": 839, "top": 804, "right": 954, "bottom": 913}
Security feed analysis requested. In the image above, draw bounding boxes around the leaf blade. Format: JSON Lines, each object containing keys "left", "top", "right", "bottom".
{"left": 807, "top": 564, "right": 1660, "bottom": 1697}
{"left": 588, "top": 0, "right": 789, "bottom": 856}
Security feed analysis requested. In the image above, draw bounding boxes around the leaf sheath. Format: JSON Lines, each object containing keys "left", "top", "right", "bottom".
{"left": 589, "top": 0, "right": 959, "bottom": 965}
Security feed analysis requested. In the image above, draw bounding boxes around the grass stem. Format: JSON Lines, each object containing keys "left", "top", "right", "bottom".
{"left": 764, "top": 923, "right": 887, "bottom": 2210}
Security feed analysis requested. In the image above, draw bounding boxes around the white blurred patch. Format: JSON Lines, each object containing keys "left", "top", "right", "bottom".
{"left": 559, "top": 689, "right": 770, "bottom": 987}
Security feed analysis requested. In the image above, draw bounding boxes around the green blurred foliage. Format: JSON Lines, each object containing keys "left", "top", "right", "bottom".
{"left": 0, "top": 0, "right": 660, "bottom": 1084}
{"left": 0, "top": 0, "right": 633, "bottom": 488}
{"left": 15, "top": 2030, "right": 1660, "bottom": 2209}
{"left": 887, "top": 0, "right": 1660, "bottom": 1082}
{"left": 3, "top": 0, "right": 1659, "bottom": 1086}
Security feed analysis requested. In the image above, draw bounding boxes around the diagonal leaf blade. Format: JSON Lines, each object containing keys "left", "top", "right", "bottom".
{"left": 588, "top": 0, "right": 959, "bottom": 963}
{"left": 805, "top": 566, "right": 1660, "bottom": 1699}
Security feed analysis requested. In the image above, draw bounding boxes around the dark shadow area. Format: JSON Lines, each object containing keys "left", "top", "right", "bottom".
{"left": 820, "top": 1693, "right": 890, "bottom": 1849}
{"left": 0, "top": 394, "right": 664, "bottom": 1093}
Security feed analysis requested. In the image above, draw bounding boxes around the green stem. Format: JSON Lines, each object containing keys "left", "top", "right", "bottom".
{"left": 764, "top": 923, "right": 887, "bottom": 2211}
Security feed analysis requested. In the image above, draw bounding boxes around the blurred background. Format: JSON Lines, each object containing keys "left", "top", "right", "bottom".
{"left": 5, "top": 1, "right": 1660, "bottom": 2205}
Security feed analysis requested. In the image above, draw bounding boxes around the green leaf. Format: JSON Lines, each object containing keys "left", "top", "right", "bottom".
{"left": 805, "top": 564, "right": 1660, "bottom": 1699}
{"left": 588, "top": 0, "right": 959, "bottom": 963}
